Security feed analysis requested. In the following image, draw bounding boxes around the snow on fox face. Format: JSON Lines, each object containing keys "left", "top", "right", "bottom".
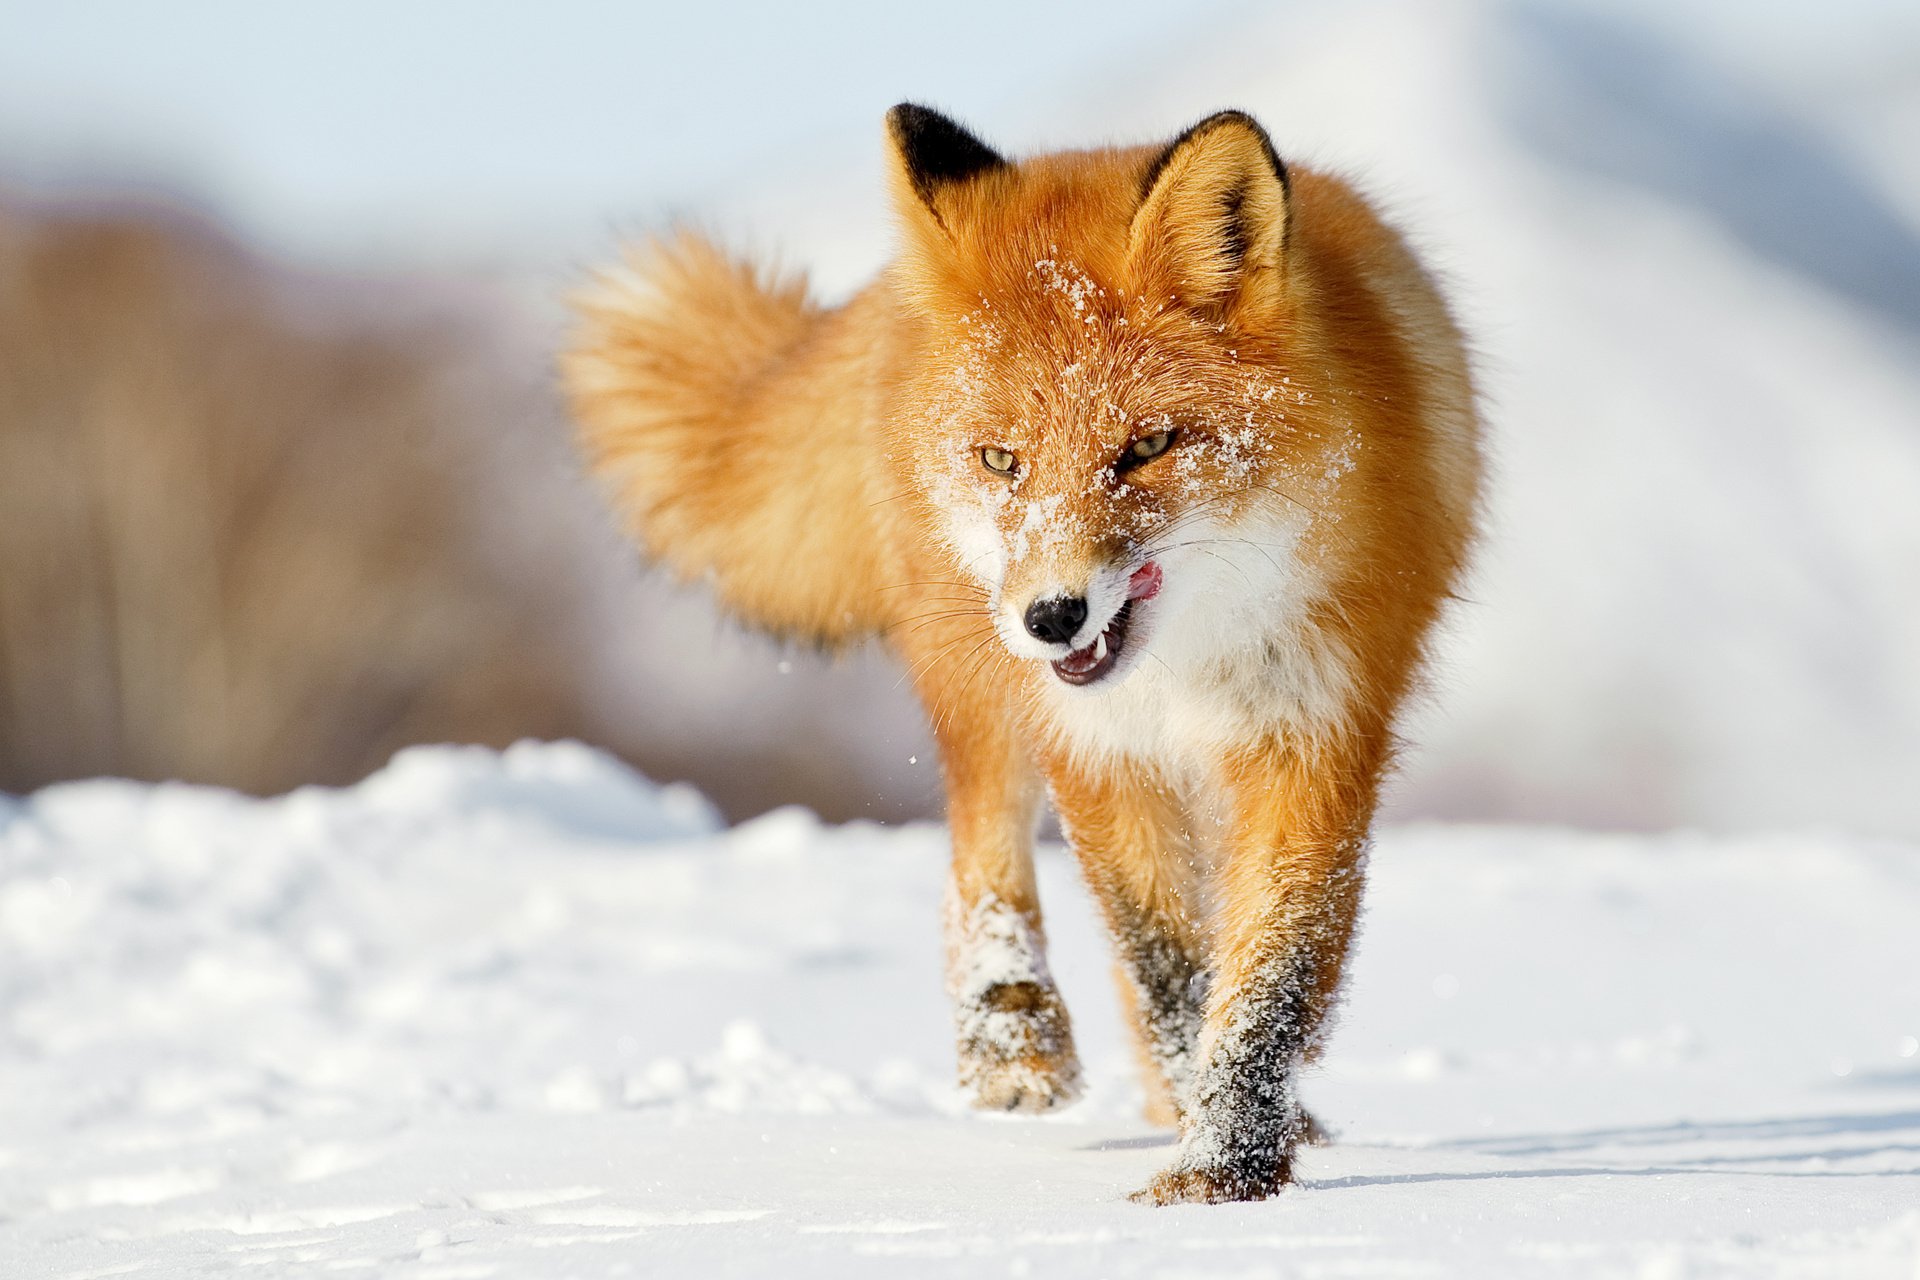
{"left": 909, "top": 250, "right": 1353, "bottom": 693}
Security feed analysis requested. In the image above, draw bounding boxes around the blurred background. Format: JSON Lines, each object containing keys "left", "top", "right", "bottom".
{"left": 2, "top": 0, "right": 1916, "bottom": 834}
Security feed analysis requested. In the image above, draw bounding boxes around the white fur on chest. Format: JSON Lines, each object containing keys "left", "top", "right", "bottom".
{"left": 1036, "top": 510, "right": 1354, "bottom": 774}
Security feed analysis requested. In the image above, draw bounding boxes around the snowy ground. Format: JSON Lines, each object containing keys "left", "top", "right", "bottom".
{"left": 3, "top": 741, "right": 1917, "bottom": 1277}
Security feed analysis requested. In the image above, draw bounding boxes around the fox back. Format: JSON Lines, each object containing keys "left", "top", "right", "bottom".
{"left": 565, "top": 108, "right": 1478, "bottom": 759}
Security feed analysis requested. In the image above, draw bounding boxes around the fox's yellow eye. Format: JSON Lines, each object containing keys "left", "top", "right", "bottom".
{"left": 1114, "top": 429, "right": 1177, "bottom": 476}
{"left": 980, "top": 446, "right": 1018, "bottom": 475}
{"left": 1130, "top": 431, "right": 1174, "bottom": 461}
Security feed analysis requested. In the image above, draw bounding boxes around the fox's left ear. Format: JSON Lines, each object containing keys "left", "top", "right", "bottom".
{"left": 885, "top": 103, "right": 1008, "bottom": 240}
{"left": 1130, "top": 110, "right": 1290, "bottom": 318}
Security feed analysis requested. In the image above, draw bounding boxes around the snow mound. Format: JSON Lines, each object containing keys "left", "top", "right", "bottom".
{"left": 3, "top": 746, "right": 1917, "bottom": 1276}
{"left": 348, "top": 739, "right": 723, "bottom": 844}
{"left": 622, "top": 1021, "right": 883, "bottom": 1116}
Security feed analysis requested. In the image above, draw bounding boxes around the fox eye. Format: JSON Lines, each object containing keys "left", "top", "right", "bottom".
{"left": 1114, "top": 429, "right": 1177, "bottom": 476}
{"left": 1131, "top": 431, "right": 1174, "bottom": 460}
{"left": 980, "top": 446, "right": 1018, "bottom": 475}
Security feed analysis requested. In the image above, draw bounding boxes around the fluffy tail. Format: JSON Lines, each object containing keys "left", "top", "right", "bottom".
{"left": 562, "top": 232, "right": 889, "bottom": 646}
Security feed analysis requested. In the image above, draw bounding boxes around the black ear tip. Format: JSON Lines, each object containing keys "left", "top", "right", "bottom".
{"left": 1142, "top": 108, "right": 1287, "bottom": 199}
{"left": 1190, "top": 109, "right": 1280, "bottom": 162}
{"left": 887, "top": 103, "right": 1008, "bottom": 200}
{"left": 887, "top": 102, "right": 938, "bottom": 127}
{"left": 885, "top": 102, "right": 930, "bottom": 138}
{"left": 1202, "top": 108, "right": 1263, "bottom": 130}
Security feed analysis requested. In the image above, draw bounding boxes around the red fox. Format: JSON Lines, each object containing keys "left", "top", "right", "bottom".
{"left": 563, "top": 105, "right": 1481, "bottom": 1203}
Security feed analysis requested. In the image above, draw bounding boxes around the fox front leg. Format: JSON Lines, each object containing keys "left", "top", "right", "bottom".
{"left": 1045, "top": 755, "right": 1207, "bottom": 1125}
{"left": 1136, "top": 741, "right": 1374, "bottom": 1204}
{"left": 910, "top": 617, "right": 1082, "bottom": 1112}
{"left": 941, "top": 782, "right": 1081, "bottom": 1110}
{"left": 944, "top": 884, "right": 1080, "bottom": 1111}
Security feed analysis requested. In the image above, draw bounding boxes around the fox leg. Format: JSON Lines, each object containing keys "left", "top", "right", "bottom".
{"left": 941, "top": 744, "right": 1082, "bottom": 1111}
{"left": 1045, "top": 756, "right": 1207, "bottom": 1127}
{"left": 906, "top": 617, "right": 1081, "bottom": 1112}
{"left": 1135, "top": 737, "right": 1378, "bottom": 1205}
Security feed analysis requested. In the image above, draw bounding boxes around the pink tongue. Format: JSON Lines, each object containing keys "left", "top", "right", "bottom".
{"left": 1128, "top": 562, "right": 1163, "bottom": 601}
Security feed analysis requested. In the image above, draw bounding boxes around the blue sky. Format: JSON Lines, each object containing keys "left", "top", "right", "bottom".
{"left": 1, "top": 0, "right": 1912, "bottom": 263}
{"left": 0, "top": 1, "right": 1235, "bottom": 259}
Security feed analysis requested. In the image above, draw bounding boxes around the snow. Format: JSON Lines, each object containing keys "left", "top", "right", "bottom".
{"left": 4, "top": 741, "right": 1917, "bottom": 1276}
{"left": 4, "top": 2, "right": 1919, "bottom": 1271}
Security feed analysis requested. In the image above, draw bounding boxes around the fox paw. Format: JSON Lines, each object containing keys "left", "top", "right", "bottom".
{"left": 1131, "top": 1122, "right": 1298, "bottom": 1205}
{"left": 956, "top": 980, "right": 1083, "bottom": 1113}
{"left": 1130, "top": 1153, "right": 1293, "bottom": 1206}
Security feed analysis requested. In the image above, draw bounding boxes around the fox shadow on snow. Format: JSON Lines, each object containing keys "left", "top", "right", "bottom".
{"left": 1309, "top": 1105, "right": 1920, "bottom": 1189}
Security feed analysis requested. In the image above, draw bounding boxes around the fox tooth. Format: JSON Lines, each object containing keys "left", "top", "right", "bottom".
{"left": 1094, "top": 631, "right": 1108, "bottom": 662}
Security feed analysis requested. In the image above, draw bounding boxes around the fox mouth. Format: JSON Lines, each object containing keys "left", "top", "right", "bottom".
{"left": 1051, "top": 600, "right": 1135, "bottom": 686}
{"left": 1048, "top": 562, "right": 1162, "bottom": 688}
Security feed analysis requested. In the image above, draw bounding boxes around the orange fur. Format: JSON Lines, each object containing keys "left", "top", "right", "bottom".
{"left": 563, "top": 105, "right": 1481, "bottom": 1203}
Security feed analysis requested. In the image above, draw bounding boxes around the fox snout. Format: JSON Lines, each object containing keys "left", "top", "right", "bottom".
{"left": 1022, "top": 595, "right": 1088, "bottom": 645}
{"left": 1000, "top": 565, "right": 1112, "bottom": 658}
{"left": 1001, "top": 562, "right": 1164, "bottom": 689}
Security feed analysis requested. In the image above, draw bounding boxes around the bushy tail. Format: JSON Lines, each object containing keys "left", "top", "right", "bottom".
{"left": 562, "top": 232, "right": 889, "bottom": 646}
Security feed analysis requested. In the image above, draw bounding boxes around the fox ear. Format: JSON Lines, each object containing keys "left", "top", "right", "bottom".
{"left": 1130, "top": 110, "right": 1290, "bottom": 316}
{"left": 885, "top": 103, "right": 1008, "bottom": 236}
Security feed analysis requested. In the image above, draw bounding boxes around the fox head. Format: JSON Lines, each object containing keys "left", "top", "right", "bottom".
{"left": 884, "top": 104, "right": 1353, "bottom": 692}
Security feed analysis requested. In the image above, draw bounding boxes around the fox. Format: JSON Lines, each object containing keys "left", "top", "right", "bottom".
{"left": 562, "top": 104, "right": 1481, "bottom": 1204}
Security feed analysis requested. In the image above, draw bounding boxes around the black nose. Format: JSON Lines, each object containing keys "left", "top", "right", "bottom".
{"left": 1024, "top": 595, "right": 1088, "bottom": 645}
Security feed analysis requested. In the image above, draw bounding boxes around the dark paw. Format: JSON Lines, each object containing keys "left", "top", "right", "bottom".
{"left": 1130, "top": 1153, "right": 1292, "bottom": 1205}
{"left": 956, "top": 980, "right": 1083, "bottom": 1113}
{"left": 1131, "top": 1113, "right": 1300, "bottom": 1205}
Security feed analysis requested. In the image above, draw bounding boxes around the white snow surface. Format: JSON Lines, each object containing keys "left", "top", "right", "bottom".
{"left": 3, "top": 741, "right": 1917, "bottom": 1277}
